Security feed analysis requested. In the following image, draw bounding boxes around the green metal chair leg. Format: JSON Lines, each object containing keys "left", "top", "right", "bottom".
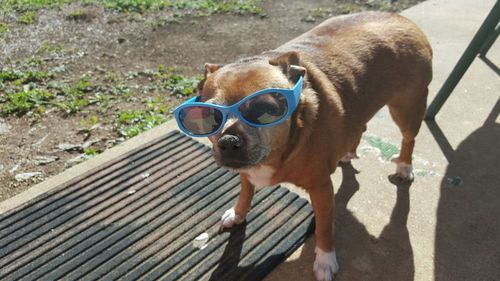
{"left": 425, "top": 0, "right": 500, "bottom": 120}
{"left": 479, "top": 23, "right": 500, "bottom": 57}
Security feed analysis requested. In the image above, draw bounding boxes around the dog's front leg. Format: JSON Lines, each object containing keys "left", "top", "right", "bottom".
{"left": 221, "top": 174, "right": 255, "bottom": 228}
{"left": 309, "top": 177, "right": 339, "bottom": 281}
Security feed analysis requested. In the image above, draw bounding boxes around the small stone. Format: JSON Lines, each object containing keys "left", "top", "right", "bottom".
{"left": 33, "top": 155, "right": 59, "bottom": 165}
{"left": 58, "top": 143, "right": 82, "bottom": 151}
{"left": 302, "top": 16, "right": 316, "bottom": 23}
{"left": 193, "top": 232, "right": 209, "bottom": 249}
{"left": 15, "top": 172, "right": 42, "bottom": 182}
{"left": 0, "top": 121, "right": 11, "bottom": 135}
{"left": 82, "top": 140, "right": 99, "bottom": 149}
{"left": 9, "top": 164, "right": 19, "bottom": 174}
{"left": 77, "top": 127, "right": 91, "bottom": 134}
{"left": 66, "top": 154, "right": 88, "bottom": 165}
{"left": 90, "top": 123, "right": 101, "bottom": 130}
{"left": 32, "top": 134, "right": 50, "bottom": 147}
{"left": 447, "top": 176, "right": 463, "bottom": 186}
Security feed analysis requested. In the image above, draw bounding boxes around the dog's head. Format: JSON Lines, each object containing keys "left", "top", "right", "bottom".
{"left": 197, "top": 52, "right": 313, "bottom": 170}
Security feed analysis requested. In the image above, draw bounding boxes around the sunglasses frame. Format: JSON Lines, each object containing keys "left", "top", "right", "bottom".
{"left": 173, "top": 76, "right": 304, "bottom": 137}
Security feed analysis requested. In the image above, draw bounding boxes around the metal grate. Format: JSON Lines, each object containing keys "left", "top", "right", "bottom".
{"left": 0, "top": 131, "right": 314, "bottom": 281}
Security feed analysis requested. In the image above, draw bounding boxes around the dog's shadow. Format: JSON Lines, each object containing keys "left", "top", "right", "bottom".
{"left": 206, "top": 162, "right": 414, "bottom": 281}
{"left": 206, "top": 220, "right": 315, "bottom": 281}
{"left": 334, "top": 163, "right": 414, "bottom": 281}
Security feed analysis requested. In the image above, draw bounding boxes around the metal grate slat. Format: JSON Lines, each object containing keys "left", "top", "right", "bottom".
{"left": 0, "top": 131, "right": 314, "bottom": 281}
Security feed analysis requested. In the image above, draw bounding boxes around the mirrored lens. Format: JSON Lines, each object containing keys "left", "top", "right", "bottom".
{"left": 179, "top": 106, "right": 223, "bottom": 135}
{"left": 239, "top": 92, "right": 288, "bottom": 125}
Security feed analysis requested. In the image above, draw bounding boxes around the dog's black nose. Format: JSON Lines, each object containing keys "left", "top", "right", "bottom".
{"left": 218, "top": 134, "right": 243, "bottom": 151}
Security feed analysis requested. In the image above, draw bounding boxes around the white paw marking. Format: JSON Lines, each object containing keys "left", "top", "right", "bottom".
{"left": 340, "top": 152, "right": 359, "bottom": 163}
{"left": 391, "top": 157, "right": 414, "bottom": 180}
{"left": 221, "top": 208, "right": 244, "bottom": 228}
{"left": 244, "top": 165, "right": 275, "bottom": 189}
{"left": 314, "top": 248, "right": 339, "bottom": 281}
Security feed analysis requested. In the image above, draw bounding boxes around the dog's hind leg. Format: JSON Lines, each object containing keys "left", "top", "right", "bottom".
{"left": 340, "top": 124, "right": 367, "bottom": 163}
{"left": 387, "top": 87, "right": 428, "bottom": 180}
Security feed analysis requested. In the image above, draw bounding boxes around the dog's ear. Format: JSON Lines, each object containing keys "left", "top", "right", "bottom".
{"left": 269, "top": 52, "right": 306, "bottom": 83}
{"left": 204, "top": 63, "right": 222, "bottom": 77}
{"left": 198, "top": 63, "right": 223, "bottom": 92}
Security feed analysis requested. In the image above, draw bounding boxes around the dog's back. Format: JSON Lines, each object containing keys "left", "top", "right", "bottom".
{"left": 277, "top": 12, "right": 433, "bottom": 125}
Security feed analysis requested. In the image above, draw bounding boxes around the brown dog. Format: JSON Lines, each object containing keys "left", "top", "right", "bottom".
{"left": 196, "top": 12, "right": 432, "bottom": 281}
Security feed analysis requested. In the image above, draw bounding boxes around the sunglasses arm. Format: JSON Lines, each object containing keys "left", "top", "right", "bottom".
{"left": 185, "top": 96, "right": 200, "bottom": 104}
{"left": 292, "top": 76, "right": 304, "bottom": 109}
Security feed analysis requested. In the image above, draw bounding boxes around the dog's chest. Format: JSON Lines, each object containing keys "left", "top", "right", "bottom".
{"left": 246, "top": 165, "right": 275, "bottom": 189}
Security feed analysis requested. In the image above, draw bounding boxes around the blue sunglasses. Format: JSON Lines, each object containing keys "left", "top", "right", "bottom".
{"left": 173, "top": 76, "right": 303, "bottom": 137}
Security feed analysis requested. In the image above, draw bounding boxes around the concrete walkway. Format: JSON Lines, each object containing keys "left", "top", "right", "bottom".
{"left": 266, "top": 0, "right": 500, "bottom": 280}
{"left": 1, "top": 0, "right": 498, "bottom": 280}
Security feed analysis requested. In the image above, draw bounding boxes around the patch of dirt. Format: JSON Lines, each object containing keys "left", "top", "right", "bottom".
{"left": 0, "top": 0, "right": 424, "bottom": 201}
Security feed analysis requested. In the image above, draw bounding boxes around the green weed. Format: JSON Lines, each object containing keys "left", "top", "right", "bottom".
{"left": 115, "top": 97, "right": 168, "bottom": 138}
{"left": 83, "top": 147, "right": 99, "bottom": 156}
{"left": 1, "top": 0, "right": 262, "bottom": 14}
{"left": 0, "top": 69, "right": 21, "bottom": 82}
{"left": 365, "top": 0, "right": 393, "bottom": 12}
{"left": 68, "top": 8, "right": 84, "bottom": 17}
{"left": 157, "top": 65, "right": 200, "bottom": 96}
{"left": 84, "top": 0, "right": 262, "bottom": 14}
{"left": 36, "top": 41, "right": 65, "bottom": 54}
{"left": 15, "top": 70, "right": 50, "bottom": 85}
{"left": 24, "top": 56, "right": 45, "bottom": 66}
{"left": 0, "top": 23, "right": 8, "bottom": 35}
{"left": 305, "top": 4, "right": 362, "bottom": 21}
{"left": 80, "top": 115, "right": 99, "bottom": 126}
{"left": 305, "top": 0, "right": 417, "bottom": 22}
{"left": 18, "top": 11, "right": 37, "bottom": 24}
{"left": 54, "top": 76, "right": 95, "bottom": 114}
{"left": 164, "top": 73, "right": 199, "bottom": 96}
{"left": 103, "top": 70, "right": 117, "bottom": 82}
{"left": 110, "top": 84, "right": 132, "bottom": 97}
{"left": 1, "top": 0, "right": 71, "bottom": 12}
{"left": 0, "top": 88, "right": 54, "bottom": 115}
{"left": 0, "top": 69, "right": 50, "bottom": 84}
{"left": 94, "top": 92, "right": 111, "bottom": 111}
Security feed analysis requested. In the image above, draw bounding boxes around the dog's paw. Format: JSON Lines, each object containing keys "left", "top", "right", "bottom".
{"left": 313, "top": 248, "right": 339, "bottom": 281}
{"left": 391, "top": 157, "right": 414, "bottom": 181}
{"left": 221, "top": 208, "right": 244, "bottom": 228}
{"left": 340, "top": 152, "right": 359, "bottom": 163}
